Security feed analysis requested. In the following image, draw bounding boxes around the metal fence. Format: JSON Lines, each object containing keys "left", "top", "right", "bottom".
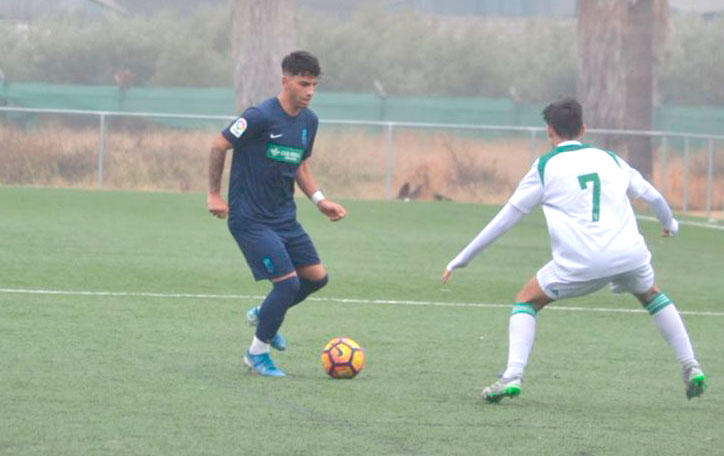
{"left": 1, "top": 105, "right": 722, "bottom": 221}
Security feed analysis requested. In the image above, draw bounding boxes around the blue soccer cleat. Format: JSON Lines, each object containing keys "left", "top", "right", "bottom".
{"left": 269, "top": 332, "right": 287, "bottom": 351}
{"left": 245, "top": 305, "right": 261, "bottom": 326}
{"left": 245, "top": 305, "right": 287, "bottom": 351}
{"left": 244, "top": 351, "right": 286, "bottom": 377}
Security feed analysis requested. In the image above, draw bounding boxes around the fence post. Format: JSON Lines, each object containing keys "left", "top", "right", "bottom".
{"left": 384, "top": 123, "right": 394, "bottom": 200}
{"left": 97, "top": 113, "right": 106, "bottom": 188}
{"left": 707, "top": 138, "right": 714, "bottom": 222}
{"left": 661, "top": 135, "right": 668, "bottom": 199}
{"left": 530, "top": 129, "right": 537, "bottom": 163}
{"left": 683, "top": 136, "right": 690, "bottom": 213}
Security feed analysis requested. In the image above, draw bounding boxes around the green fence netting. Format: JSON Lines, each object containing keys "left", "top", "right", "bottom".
{"left": 1, "top": 82, "right": 723, "bottom": 135}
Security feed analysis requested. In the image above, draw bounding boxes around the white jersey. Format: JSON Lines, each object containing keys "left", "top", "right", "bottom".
{"left": 446, "top": 140, "right": 677, "bottom": 279}
{"left": 508, "top": 141, "right": 658, "bottom": 281}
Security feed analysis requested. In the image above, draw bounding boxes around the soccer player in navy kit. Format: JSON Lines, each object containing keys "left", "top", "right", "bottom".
{"left": 207, "top": 51, "right": 346, "bottom": 377}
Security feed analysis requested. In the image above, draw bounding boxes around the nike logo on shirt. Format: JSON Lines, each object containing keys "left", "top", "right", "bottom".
{"left": 270, "top": 133, "right": 283, "bottom": 139}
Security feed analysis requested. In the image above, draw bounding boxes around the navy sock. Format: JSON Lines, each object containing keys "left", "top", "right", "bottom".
{"left": 256, "top": 276, "right": 300, "bottom": 343}
{"left": 289, "top": 275, "right": 328, "bottom": 309}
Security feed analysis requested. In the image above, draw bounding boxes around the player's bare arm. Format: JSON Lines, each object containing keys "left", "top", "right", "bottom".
{"left": 296, "top": 159, "right": 347, "bottom": 221}
{"left": 208, "top": 133, "right": 231, "bottom": 219}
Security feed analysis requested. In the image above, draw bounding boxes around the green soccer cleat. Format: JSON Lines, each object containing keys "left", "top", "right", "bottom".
{"left": 482, "top": 376, "right": 522, "bottom": 403}
{"left": 684, "top": 366, "right": 707, "bottom": 400}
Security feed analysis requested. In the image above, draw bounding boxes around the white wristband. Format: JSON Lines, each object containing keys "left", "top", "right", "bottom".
{"left": 311, "top": 190, "right": 326, "bottom": 205}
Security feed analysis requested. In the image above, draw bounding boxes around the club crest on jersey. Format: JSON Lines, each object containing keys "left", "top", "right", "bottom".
{"left": 262, "top": 256, "right": 276, "bottom": 274}
{"left": 301, "top": 128, "right": 309, "bottom": 146}
{"left": 229, "top": 117, "right": 247, "bottom": 138}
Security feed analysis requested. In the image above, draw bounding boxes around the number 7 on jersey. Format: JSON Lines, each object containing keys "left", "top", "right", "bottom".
{"left": 578, "top": 172, "right": 601, "bottom": 222}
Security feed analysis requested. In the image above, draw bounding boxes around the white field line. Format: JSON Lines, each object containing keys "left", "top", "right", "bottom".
{"left": 636, "top": 215, "right": 724, "bottom": 231}
{"left": 1, "top": 287, "right": 723, "bottom": 317}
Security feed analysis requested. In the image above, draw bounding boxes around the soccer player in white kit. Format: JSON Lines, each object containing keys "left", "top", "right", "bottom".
{"left": 442, "top": 97, "right": 707, "bottom": 402}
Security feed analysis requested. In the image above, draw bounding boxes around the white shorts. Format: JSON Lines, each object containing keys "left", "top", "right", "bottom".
{"left": 536, "top": 261, "right": 655, "bottom": 300}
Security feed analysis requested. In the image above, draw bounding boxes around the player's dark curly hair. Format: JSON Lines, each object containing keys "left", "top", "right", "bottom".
{"left": 282, "top": 51, "right": 321, "bottom": 77}
{"left": 542, "top": 97, "right": 583, "bottom": 139}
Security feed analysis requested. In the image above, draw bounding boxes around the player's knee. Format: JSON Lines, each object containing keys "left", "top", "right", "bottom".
{"left": 300, "top": 274, "right": 328, "bottom": 296}
{"left": 635, "top": 285, "right": 661, "bottom": 307}
{"left": 315, "top": 274, "right": 329, "bottom": 291}
{"left": 515, "top": 291, "right": 547, "bottom": 307}
{"left": 274, "top": 275, "right": 301, "bottom": 298}
{"left": 640, "top": 289, "right": 674, "bottom": 315}
{"left": 258, "top": 276, "right": 301, "bottom": 330}
{"left": 516, "top": 280, "right": 552, "bottom": 309}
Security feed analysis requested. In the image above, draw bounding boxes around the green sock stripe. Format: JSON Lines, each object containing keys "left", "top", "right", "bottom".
{"left": 511, "top": 302, "right": 537, "bottom": 317}
{"left": 645, "top": 293, "right": 673, "bottom": 315}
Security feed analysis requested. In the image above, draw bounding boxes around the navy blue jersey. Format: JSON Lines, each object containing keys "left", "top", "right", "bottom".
{"left": 221, "top": 97, "right": 318, "bottom": 228}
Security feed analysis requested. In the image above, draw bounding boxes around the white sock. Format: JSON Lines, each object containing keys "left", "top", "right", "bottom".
{"left": 249, "top": 336, "right": 270, "bottom": 355}
{"left": 647, "top": 296, "right": 697, "bottom": 369}
{"left": 502, "top": 304, "right": 537, "bottom": 379}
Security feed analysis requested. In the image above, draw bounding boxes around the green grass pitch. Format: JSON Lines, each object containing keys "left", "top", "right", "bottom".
{"left": 1, "top": 187, "right": 723, "bottom": 455}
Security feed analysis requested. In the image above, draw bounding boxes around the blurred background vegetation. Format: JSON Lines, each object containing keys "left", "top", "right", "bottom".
{"left": 0, "top": 4, "right": 722, "bottom": 105}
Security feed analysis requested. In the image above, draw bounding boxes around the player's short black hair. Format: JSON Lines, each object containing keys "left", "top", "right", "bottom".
{"left": 281, "top": 51, "right": 321, "bottom": 77}
{"left": 542, "top": 97, "right": 583, "bottom": 139}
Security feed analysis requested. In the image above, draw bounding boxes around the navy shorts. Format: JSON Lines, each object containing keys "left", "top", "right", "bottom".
{"left": 229, "top": 221, "right": 321, "bottom": 281}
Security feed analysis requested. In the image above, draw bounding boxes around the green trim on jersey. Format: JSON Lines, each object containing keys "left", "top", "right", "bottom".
{"left": 537, "top": 143, "right": 620, "bottom": 184}
{"left": 604, "top": 150, "right": 621, "bottom": 168}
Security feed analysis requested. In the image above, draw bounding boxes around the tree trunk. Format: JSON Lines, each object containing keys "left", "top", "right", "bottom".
{"left": 230, "top": 0, "right": 296, "bottom": 113}
{"left": 623, "top": 0, "right": 655, "bottom": 178}
{"left": 578, "top": 0, "right": 668, "bottom": 179}
{"left": 578, "top": 1, "right": 627, "bottom": 135}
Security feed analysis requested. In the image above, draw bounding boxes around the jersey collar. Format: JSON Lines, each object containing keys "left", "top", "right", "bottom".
{"left": 555, "top": 140, "right": 582, "bottom": 148}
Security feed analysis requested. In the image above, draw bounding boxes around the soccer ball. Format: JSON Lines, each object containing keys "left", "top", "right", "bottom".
{"left": 321, "top": 337, "right": 366, "bottom": 379}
